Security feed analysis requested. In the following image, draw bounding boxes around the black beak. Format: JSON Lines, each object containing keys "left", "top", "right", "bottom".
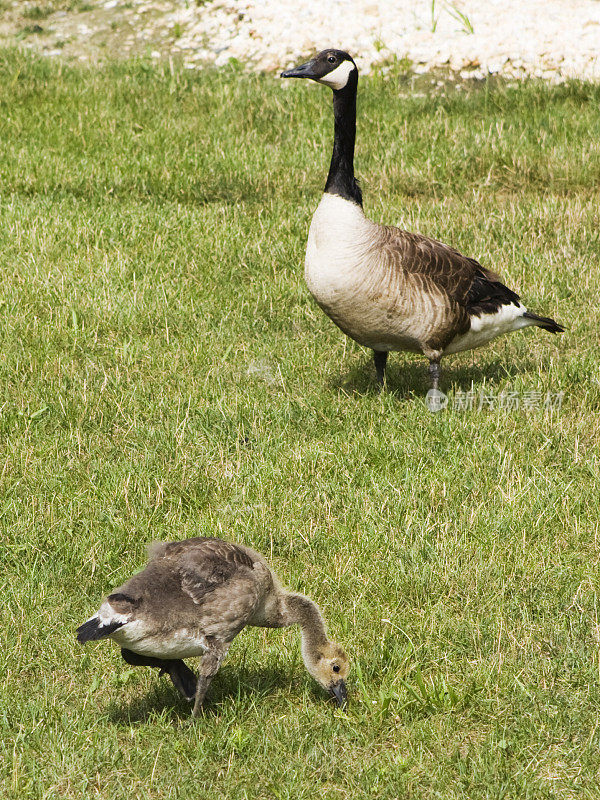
{"left": 280, "top": 59, "right": 317, "bottom": 80}
{"left": 329, "top": 680, "right": 348, "bottom": 709}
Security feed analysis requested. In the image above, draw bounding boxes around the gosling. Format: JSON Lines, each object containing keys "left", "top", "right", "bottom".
{"left": 76, "top": 537, "right": 349, "bottom": 715}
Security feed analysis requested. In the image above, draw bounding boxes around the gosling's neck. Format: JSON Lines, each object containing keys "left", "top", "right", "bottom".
{"left": 283, "top": 593, "right": 329, "bottom": 663}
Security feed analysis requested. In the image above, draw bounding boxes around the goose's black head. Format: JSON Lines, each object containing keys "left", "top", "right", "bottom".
{"left": 281, "top": 49, "right": 358, "bottom": 92}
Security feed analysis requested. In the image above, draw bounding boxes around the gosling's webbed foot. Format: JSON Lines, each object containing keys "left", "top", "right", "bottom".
{"left": 166, "top": 661, "right": 197, "bottom": 702}
{"left": 120, "top": 648, "right": 197, "bottom": 701}
{"left": 121, "top": 648, "right": 165, "bottom": 670}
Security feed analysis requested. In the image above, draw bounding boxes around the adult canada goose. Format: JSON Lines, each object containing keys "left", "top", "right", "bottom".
{"left": 281, "top": 50, "right": 564, "bottom": 391}
{"left": 76, "top": 537, "right": 349, "bottom": 715}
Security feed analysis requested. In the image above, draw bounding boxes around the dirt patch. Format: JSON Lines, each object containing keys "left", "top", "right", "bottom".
{"left": 0, "top": 1, "right": 191, "bottom": 65}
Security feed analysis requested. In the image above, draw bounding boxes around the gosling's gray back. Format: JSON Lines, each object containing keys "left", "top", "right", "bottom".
{"left": 77, "top": 537, "right": 274, "bottom": 656}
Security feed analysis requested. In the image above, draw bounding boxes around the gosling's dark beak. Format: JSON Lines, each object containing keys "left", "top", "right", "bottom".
{"left": 280, "top": 59, "right": 317, "bottom": 80}
{"left": 329, "top": 680, "right": 348, "bottom": 709}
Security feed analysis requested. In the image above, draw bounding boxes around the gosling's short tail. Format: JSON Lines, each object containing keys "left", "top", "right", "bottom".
{"left": 523, "top": 312, "right": 565, "bottom": 334}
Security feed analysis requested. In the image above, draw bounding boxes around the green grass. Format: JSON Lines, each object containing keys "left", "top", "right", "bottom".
{"left": 22, "top": 5, "right": 53, "bottom": 21}
{"left": 1, "top": 48, "right": 599, "bottom": 799}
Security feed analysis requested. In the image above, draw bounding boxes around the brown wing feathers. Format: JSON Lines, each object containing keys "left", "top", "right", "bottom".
{"left": 156, "top": 538, "right": 256, "bottom": 605}
{"left": 384, "top": 227, "right": 520, "bottom": 317}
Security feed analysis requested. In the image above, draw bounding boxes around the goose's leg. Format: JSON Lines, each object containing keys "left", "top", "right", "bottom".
{"left": 373, "top": 350, "right": 388, "bottom": 388}
{"left": 428, "top": 360, "right": 441, "bottom": 391}
{"left": 121, "top": 648, "right": 197, "bottom": 701}
{"left": 192, "top": 643, "right": 229, "bottom": 717}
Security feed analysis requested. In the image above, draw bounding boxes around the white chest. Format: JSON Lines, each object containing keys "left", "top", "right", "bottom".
{"left": 302, "top": 193, "right": 427, "bottom": 352}
{"left": 304, "top": 193, "right": 374, "bottom": 304}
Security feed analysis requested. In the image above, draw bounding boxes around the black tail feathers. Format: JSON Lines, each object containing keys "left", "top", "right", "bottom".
{"left": 523, "top": 312, "right": 565, "bottom": 334}
{"left": 76, "top": 617, "right": 124, "bottom": 644}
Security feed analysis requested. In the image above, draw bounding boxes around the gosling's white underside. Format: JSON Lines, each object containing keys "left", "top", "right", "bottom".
{"left": 90, "top": 601, "right": 209, "bottom": 659}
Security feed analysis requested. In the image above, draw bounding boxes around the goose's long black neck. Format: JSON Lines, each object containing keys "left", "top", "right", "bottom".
{"left": 324, "top": 83, "right": 362, "bottom": 206}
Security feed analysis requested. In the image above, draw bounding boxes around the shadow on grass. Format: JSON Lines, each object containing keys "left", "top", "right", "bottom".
{"left": 106, "top": 665, "right": 296, "bottom": 724}
{"left": 332, "top": 354, "right": 537, "bottom": 399}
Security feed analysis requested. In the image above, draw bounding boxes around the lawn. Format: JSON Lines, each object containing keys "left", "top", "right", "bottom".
{"left": 1, "top": 48, "right": 599, "bottom": 799}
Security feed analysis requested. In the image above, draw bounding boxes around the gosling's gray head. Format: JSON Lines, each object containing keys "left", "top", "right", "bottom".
{"left": 304, "top": 641, "right": 350, "bottom": 709}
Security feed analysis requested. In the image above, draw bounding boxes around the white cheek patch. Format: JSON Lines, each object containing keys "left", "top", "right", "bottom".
{"left": 319, "top": 61, "right": 355, "bottom": 91}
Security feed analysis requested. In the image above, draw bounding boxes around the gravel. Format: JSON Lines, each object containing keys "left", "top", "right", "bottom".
{"left": 3, "top": 0, "right": 600, "bottom": 81}
{"left": 176, "top": 0, "right": 600, "bottom": 81}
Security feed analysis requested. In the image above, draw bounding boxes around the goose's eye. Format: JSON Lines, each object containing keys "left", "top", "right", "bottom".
{"left": 327, "top": 56, "right": 336, "bottom": 64}
{"left": 332, "top": 664, "right": 340, "bottom": 673}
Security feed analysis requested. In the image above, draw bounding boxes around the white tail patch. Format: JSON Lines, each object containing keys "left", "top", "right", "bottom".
{"left": 444, "top": 303, "right": 533, "bottom": 355}
{"left": 97, "top": 600, "right": 131, "bottom": 628}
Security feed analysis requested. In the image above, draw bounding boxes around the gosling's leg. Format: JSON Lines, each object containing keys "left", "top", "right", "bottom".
{"left": 192, "top": 644, "right": 228, "bottom": 717}
{"left": 120, "top": 648, "right": 197, "bottom": 701}
{"left": 428, "top": 360, "right": 441, "bottom": 391}
{"left": 373, "top": 350, "right": 388, "bottom": 389}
